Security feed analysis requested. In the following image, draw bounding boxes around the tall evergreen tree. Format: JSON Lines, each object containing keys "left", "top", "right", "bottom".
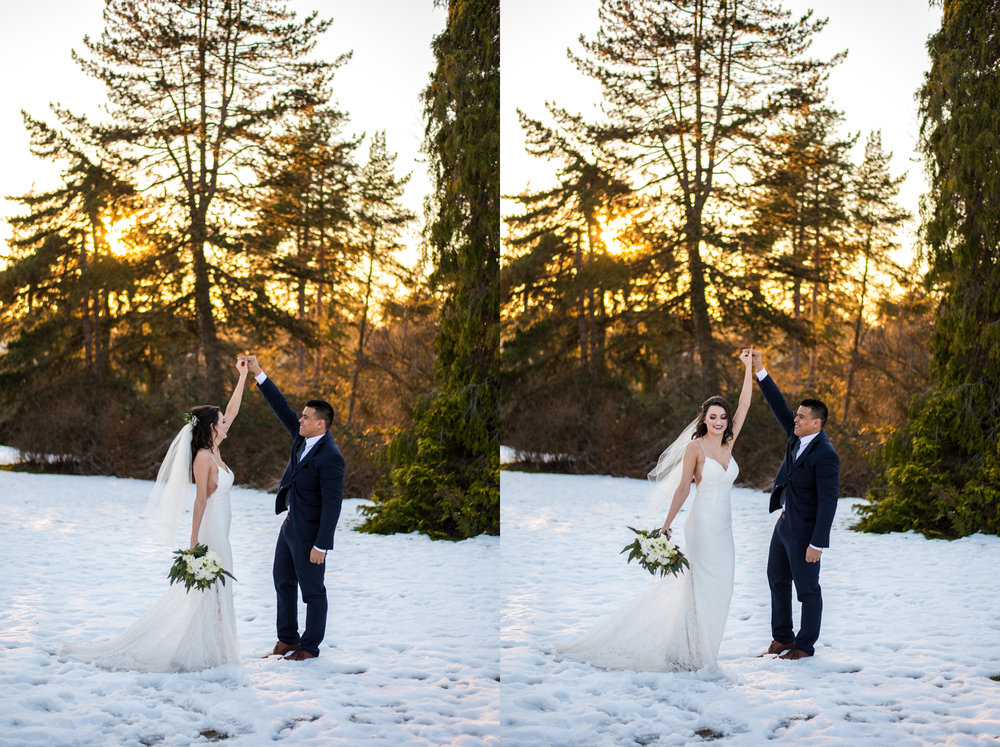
{"left": 856, "top": 0, "right": 1000, "bottom": 538}
{"left": 74, "top": 0, "right": 346, "bottom": 394}
{"left": 348, "top": 132, "right": 416, "bottom": 425}
{"left": 2, "top": 115, "right": 137, "bottom": 385}
{"left": 743, "top": 106, "right": 855, "bottom": 382}
{"left": 360, "top": 0, "right": 499, "bottom": 539}
{"left": 841, "top": 131, "right": 910, "bottom": 423}
{"left": 249, "top": 107, "right": 357, "bottom": 384}
{"left": 572, "top": 0, "right": 839, "bottom": 392}
{"left": 504, "top": 108, "right": 633, "bottom": 380}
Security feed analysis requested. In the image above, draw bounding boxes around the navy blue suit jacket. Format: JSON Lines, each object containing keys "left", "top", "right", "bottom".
{"left": 258, "top": 376, "right": 345, "bottom": 550}
{"left": 758, "top": 373, "right": 840, "bottom": 548}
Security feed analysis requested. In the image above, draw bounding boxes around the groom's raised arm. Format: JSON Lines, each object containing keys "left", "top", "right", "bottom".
{"left": 244, "top": 356, "right": 300, "bottom": 437}
{"left": 753, "top": 354, "right": 795, "bottom": 438}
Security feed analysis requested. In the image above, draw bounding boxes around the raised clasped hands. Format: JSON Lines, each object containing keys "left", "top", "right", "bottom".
{"left": 238, "top": 354, "right": 263, "bottom": 376}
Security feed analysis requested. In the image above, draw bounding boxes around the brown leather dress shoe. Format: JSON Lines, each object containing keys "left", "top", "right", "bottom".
{"left": 263, "top": 641, "right": 299, "bottom": 658}
{"left": 757, "top": 640, "right": 796, "bottom": 657}
{"left": 779, "top": 648, "right": 813, "bottom": 660}
{"left": 283, "top": 648, "right": 317, "bottom": 661}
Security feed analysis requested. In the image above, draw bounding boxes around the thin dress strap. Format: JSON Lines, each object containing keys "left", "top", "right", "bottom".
{"left": 206, "top": 450, "right": 230, "bottom": 474}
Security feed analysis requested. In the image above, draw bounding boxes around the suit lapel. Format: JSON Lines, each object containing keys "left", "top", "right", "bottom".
{"left": 295, "top": 433, "right": 332, "bottom": 472}
{"left": 785, "top": 436, "right": 799, "bottom": 472}
{"left": 790, "top": 432, "right": 824, "bottom": 471}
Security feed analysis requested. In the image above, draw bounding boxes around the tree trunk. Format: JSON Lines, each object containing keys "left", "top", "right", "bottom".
{"left": 348, "top": 243, "right": 376, "bottom": 425}
{"left": 313, "top": 175, "right": 326, "bottom": 382}
{"left": 296, "top": 218, "right": 307, "bottom": 377}
{"left": 686, "top": 208, "right": 718, "bottom": 392}
{"left": 574, "top": 229, "right": 588, "bottom": 371}
{"left": 808, "top": 226, "right": 821, "bottom": 383}
{"left": 585, "top": 215, "right": 600, "bottom": 376}
{"left": 190, "top": 215, "right": 222, "bottom": 395}
{"left": 79, "top": 232, "right": 94, "bottom": 374}
{"left": 842, "top": 233, "right": 873, "bottom": 423}
{"left": 88, "top": 218, "right": 105, "bottom": 383}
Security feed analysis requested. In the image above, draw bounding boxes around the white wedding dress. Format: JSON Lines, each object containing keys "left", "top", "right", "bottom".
{"left": 559, "top": 455, "right": 737, "bottom": 672}
{"left": 62, "top": 461, "right": 240, "bottom": 672}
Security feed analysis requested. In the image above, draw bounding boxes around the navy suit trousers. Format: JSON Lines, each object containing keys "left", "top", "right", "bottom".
{"left": 767, "top": 513, "right": 822, "bottom": 655}
{"left": 273, "top": 518, "right": 328, "bottom": 656}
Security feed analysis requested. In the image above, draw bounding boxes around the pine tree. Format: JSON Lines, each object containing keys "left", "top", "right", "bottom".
{"left": 74, "top": 0, "right": 346, "bottom": 395}
{"left": 2, "top": 115, "right": 137, "bottom": 386}
{"left": 504, "top": 108, "right": 632, "bottom": 380}
{"left": 842, "top": 131, "right": 910, "bottom": 423}
{"left": 348, "top": 132, "right": 416, "bottom": 425}
{"left": 572, "top": 0, "right": 839, "bottom": 392}
{"left": 743, "top": 106, "right": 855, "bottom": 382}
{"left": 855, "top": 0, "right": 1000, "bottom": 538}
{"left": 248, "top": 107, "right": 357, "bottom": 385}
{"left": 360, "top": 0, "right": 499, "bottom": 539}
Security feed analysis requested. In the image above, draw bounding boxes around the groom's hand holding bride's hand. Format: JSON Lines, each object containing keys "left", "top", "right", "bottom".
{"left": 240, "top": 354, "right": 263, "bottom": 376}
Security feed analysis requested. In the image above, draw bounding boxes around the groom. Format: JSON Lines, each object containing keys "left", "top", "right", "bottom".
{"left": 751, "top": 350, "right": 839, "bottom": 661}
{"left": 243, "top": 355, "right": 345, "bottom": 661}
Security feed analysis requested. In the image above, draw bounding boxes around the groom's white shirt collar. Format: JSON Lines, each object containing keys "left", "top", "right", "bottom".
{"left": 795, "top": 432, "right": 819, "bottom": 461}
{"left": 300, "top": 433, "right": 324, "bottom": 459}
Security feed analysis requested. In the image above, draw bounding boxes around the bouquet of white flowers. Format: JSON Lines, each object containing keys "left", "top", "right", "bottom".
{"left": 621, "top": 527, "right": 690, "bottom": 578}
{"left": 168, "top": 544, "right": 235, "bottom": 592}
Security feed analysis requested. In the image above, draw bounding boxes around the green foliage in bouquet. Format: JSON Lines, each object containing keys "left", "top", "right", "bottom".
{"left": 621, "top": 527, "right": 690, "bottom": 578}
{"left": 168, "top": 543, "right": 235, "bottom": 593}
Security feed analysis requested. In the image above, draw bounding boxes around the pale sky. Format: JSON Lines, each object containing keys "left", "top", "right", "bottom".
{"left": 501, "top": 0, "right": 943, "bottom": 257}
{"left": 0, "top": 0, "right": 446, "bottom": 263}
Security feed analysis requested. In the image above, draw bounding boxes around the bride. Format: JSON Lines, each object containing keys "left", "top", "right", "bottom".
{"left": 558, "top": 349, "right": 755, "bottom": 672}
{"left": 61, "top": 358, "right": 249, "bottom": 671}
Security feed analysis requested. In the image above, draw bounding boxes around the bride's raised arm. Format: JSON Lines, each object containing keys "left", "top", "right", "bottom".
{"left": 223, "top": 357, "right": 250, "bottom": 425}
{"left": 730, "top": 349, "right": 755, "bottom": 444}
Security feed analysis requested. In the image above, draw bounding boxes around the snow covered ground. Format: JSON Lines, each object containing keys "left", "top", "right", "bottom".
{"left": 501, "top": 470, "right": 1000, "bottom": 746}
{"left": 0, "top": 468, "right": 498, "bottom": 745}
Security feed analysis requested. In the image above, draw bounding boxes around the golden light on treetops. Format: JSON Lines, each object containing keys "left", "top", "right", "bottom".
{"left": 103, "top": 214, "right": 137, "bottom": 257}
{"left": 599, "top": 215, "right": 632, "bottom": 256}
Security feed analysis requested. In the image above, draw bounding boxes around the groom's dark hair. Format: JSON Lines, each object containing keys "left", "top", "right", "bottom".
{"left": 800, "top": 398, "right": 828, "bottom": 427}
{"left": 306, "top": 399, "right": 335, "bottom": 431}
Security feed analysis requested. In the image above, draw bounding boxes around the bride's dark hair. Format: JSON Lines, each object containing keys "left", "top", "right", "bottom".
{"left": 693, "top": 396, "right": 734, "bottom": 443}
{"left": 188, "top": 405, "right": 221, "bottom": 466}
